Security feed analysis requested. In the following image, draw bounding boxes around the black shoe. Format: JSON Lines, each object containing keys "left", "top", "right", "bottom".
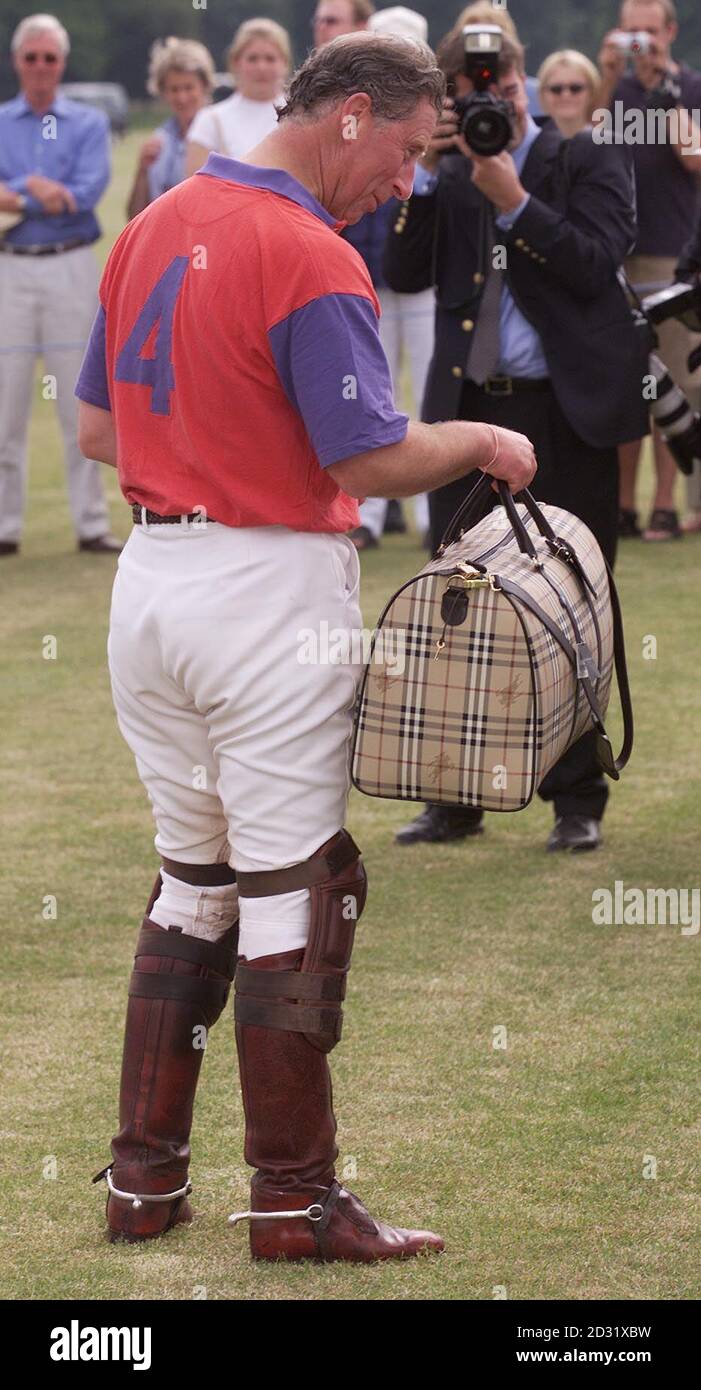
{"left": 547, "top": 815, "right": 601, "bottom": 853}
{"left": 349, "top": 525, "right": 378, "bottom": 551}
{"left": 384, "top": 499, "right": 407, "bottom": 534}
{"left": 395, "top": 803, "right": 485, "bottom": 846}
{"left": 0, "top": 541, "right": 19, "bottom": 556}
{"left": 618, "top": 507, "right": 641, "bottom": 539}
{"left": 78, "top": 534, "right": 123, "bottom": 554}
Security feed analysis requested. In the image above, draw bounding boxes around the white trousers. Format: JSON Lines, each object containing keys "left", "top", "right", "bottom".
{"left": 108, "top": 522, "right": 363, "bottom": 951}
{"left": 358, "top": 287, "right": 435, "bottom": 539}
{"left": 0, "top": 245, "right": 110, "bottom": 543}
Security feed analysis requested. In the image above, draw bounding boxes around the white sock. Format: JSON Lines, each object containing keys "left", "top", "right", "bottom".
{"left": 149, "top": 870, "right": 239, "bottom": 944}
{"left": 238, "top": 888, "right": 311, "bottom": 960}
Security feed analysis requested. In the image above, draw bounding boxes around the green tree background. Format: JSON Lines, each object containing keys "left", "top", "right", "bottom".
{"left": 1, "top": 0, "right": 701, "bottom": 99}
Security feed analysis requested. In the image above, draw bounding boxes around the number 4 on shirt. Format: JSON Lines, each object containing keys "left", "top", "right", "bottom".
{"left": 115, "top": 256, "right": 189, "bottom": 416}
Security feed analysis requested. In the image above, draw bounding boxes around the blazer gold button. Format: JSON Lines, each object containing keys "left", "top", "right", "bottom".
{"left": 451, "top": 366, "right": 462, "bottom": 377}
{"left": 515, "top": 238, "right": 525, "bottom": 248}
{"left": 461, "top": 318, "right": 474, "bottom": 331}
{"left": 473, "top": 272, "right": 484, "bottom": 285}
{"left": 394, "top": 222, "right": 404, "bottom": 233}
{"left": 539, "top": 256, "right": 546, "bottom": 264}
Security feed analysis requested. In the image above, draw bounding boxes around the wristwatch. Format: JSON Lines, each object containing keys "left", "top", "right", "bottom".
{"left": 15, "top": 193, "right": 27, "bottom": 211}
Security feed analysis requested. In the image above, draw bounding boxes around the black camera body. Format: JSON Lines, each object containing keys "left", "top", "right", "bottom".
{"left": 452, "top": 25, "right": 514, "bottom": 157}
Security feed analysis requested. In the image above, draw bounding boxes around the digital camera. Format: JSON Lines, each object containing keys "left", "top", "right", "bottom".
{"left": 610, "top": 30, "right": 653, "bottom": 58}
{"left": 452, "top": 25, "right": 514, "bottom": 158}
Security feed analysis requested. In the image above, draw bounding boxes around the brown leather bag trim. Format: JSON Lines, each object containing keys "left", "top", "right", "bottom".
{"left": 160, "top": 857, "right": 237, "bottom": 886}
{"left": 136, "top": 922, "right": 238, "bottom": 978}
{"left": 235, "top": 830, "right": 360, "bottom": 898}
{"left": 235, "top": 964, "right": 345, "bottom": 1002}
{"left": 234, "top": 994, "right": 342, "bottom": 1040}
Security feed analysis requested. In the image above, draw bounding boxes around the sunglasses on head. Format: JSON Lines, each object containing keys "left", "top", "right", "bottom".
{"left": 22, "top": 51, "right": 59, "bottom": 63}
{"left": 547, "top": 82, "right": 586, "bottom": 95}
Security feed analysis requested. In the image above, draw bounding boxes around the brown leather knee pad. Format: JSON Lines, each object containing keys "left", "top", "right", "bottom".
{"left": 234, "top": 830, "right": 367, "bottom": 1052}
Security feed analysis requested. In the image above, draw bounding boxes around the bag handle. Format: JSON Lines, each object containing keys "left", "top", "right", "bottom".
{"left": 438, "top": 474, "right": 540, "bottom": 554}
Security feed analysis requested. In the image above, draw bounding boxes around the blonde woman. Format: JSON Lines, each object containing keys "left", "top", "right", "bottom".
{"left": 186, "top": 19, "right": 290, "bottom": 174}
{"left": 538, "top": 49, "right": 599, "bottom": 136}
{"left": 127, "top": 38, "right": 215, "bottom": 220}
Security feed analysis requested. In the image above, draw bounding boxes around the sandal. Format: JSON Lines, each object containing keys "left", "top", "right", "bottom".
{"left": 643, "top": 509, "right": 682, "bottom": 541}
{"left": 618, "top": 507, "right": 642, "bottom": 539}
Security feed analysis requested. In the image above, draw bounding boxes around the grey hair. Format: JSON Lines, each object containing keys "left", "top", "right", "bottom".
{"left": 277, "top": 31, "right": 445, "bottom": 124}
{"left": 11, "top": 13, "right": 70, "bottom": 56}
{"left": 146, "top": 36, "right": 216, "bottom": 97}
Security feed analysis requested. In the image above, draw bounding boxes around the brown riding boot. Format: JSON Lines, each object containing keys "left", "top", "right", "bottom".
{"left": 233, "top": 924, "right": 444, "bottom": 1261}
{"left": 95, "top": 878, "right": 238, "bottom": 1243}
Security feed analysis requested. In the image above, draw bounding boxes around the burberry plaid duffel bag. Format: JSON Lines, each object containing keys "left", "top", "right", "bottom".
{"left": 351, "top": 476, "right": 633, "bottom": 813}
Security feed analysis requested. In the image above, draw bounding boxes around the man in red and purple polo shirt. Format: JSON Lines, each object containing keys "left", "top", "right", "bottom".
{"left": 77, "top": 31, "right": 535, "bottom": 1263}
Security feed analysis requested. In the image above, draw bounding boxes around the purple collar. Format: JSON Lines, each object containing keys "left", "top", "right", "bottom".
{"left": 197, "top": 154, "right": 341, "bottom": 229}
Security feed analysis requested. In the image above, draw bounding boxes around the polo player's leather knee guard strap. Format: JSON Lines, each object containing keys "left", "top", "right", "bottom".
{"left": 234, "top": 829, "right": 367, "bottom": 1052}
{"left": 129, "top": 922, "right": 239, "bottom": 1030}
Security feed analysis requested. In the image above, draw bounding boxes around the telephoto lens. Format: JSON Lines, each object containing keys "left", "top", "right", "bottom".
{"left": 647, "top": 353, "right": 701, "bottom": 476}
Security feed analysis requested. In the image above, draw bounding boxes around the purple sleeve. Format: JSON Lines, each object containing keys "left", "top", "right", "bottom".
{"left": 75, "top": 304, "right": 111, "bottom": 410}
{"left": 267, "top": 293, "right": 408, "bottom": 467}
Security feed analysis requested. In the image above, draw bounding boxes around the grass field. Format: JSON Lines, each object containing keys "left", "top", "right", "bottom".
{"left": 1, "top": 128, "right": 699, "bottom": 1302}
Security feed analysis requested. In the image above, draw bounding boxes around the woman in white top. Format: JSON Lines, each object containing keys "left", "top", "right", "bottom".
{"left": 185, "top": 17, "right": 291, "bottom": 175}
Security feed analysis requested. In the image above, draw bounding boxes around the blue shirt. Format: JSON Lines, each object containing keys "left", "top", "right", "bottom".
{"left": 414, "top": 114, "right": 548, "bottom": 379}
{"left": 146, "top": 117, "right": 188, "bottom": 204}
{"left": 0, "top": 92, "right": 111, "bottom": 246}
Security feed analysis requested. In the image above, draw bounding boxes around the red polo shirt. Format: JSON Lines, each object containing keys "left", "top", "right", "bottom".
{"left": 75, "top": 154, "right": 409, "bottom": 531}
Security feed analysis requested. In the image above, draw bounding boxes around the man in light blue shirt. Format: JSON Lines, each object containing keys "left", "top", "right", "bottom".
{"left": 0, "top": 12, "right": 119, "bottom": 555}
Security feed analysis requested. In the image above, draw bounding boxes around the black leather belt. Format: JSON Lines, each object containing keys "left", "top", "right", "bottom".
{"left": 0, "top": 236, "right": 92, "bottom": 256}
{"left": 466, "top": 376, "right": 551, "bottom": 396}
{"left": 132, "top": 505, "right": 218, "bottom": 526}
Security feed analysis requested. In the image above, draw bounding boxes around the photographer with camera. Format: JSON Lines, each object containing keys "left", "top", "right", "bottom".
{"left": 598, "top": 0, "right": 701, "bottom": 541}
{"left": 384, "top": 24, "right": 649, "bottom": 854}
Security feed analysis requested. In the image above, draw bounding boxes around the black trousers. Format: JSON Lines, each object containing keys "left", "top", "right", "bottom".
{"left": 429, "top": 380, "right": 619, "bottom": 822}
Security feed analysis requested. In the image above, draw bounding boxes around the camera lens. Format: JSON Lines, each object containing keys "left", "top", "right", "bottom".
{"left": 463, "top": 100, "right": 512, "bottom": 156}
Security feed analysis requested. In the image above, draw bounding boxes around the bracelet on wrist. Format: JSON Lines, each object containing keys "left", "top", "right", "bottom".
{"left": 479, "top": 424, "right": 500, "bottom": 475}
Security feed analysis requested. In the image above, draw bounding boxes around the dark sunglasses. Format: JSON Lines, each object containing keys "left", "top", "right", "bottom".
{"left": 546, "top": 82, "right": 586, "bottom": 95}
{"left": 22, "top": 51, "right": 59, "bottom": 63}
